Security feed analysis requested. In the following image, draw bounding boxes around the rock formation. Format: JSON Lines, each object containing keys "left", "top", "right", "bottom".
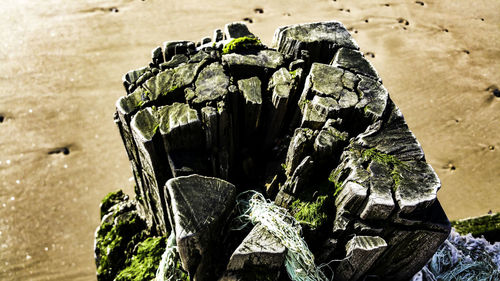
{"left": 96, "top": 21, "right": 451, "bottom": 281}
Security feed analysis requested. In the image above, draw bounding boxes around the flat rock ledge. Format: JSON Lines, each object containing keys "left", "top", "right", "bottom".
{"left": 97, "top": 21, "right": 451, "bottom": 281}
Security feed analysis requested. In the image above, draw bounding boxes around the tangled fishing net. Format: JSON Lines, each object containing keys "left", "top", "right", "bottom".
{"left": 233, "top": 191, "right": 330, "bottom": 281}
{"left": 412, "top": 228, "right": 500, "bottom": 281}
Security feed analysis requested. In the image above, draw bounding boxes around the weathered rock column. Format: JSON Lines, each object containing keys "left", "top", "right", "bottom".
{"left": 96, "top": 20, "right": 451, "bottom": 281}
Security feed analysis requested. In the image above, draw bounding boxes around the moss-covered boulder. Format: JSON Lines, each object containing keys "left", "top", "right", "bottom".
{"left": 95, "top": 191, "right": 151, "bottom": 281}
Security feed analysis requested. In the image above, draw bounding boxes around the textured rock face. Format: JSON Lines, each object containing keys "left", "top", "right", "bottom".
{"left": 100, "top": 21, "right": 451, "bottom": 281}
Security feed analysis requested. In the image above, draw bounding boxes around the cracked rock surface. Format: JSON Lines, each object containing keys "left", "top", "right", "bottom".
{"left": 98, "top": 21, "right": 451, "bottom": 281}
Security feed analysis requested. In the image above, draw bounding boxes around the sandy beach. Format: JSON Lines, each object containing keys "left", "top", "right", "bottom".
{"left": 0, "top": 0, "right": 499, "bottom": 280}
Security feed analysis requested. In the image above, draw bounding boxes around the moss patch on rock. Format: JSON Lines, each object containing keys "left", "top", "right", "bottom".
{"left": 358, "top": 147, "right": 406, "bottom": 191}
{"left": 291, "top": 195, "right": 329, "bottom": 229}
{"left": 222, "top": 37, "right": 263, "bottom": 54}
{"left": 115, "top": 237, "right": 166, "bottom": 281}
{"left": 451, "top": 212, "right": 500, "bottom": 242}
{"left": 100, "top": 190, "right": 126, "bottom": 219}
{"left": 95, "top": 193, "right": 150, "bottom": 281}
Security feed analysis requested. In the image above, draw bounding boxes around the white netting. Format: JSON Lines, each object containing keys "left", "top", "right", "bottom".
{"left": 412, "top": 228, "right": 500, "bottom": 281}
{"left": 233, "top": 191, "right": 330, "bottom": 281}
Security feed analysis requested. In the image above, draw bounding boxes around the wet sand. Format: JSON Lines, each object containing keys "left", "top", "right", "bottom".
{"left": 0, "top": 0, "right": 498, "bottom": 280}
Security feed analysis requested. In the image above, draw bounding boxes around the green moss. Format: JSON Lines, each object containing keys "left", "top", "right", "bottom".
{"left": 289, "top": 69, "right": 298, "bottom": 78}
{"left": 391, "top": 169, "right": 402, "bottom": 190}
{"left": 164, "top": 85, "right": 179, "bottom": 96}
{"left": 359, "top": 147, "right": 402, "bottom": 166}
{"left": 357, "top": 147, "right": 406, "bottom": 191}
{"left": 100, "top": 190, "right": 126, "bottom": 218}
{"left": 95, "top": 203, "right": 149, "bottom": 281}
{"left": 328, "top": 169, "right": 344, "bottom": 197}
{"left": 222, "top": 37, "right": 263, "bottom": 54}
{"left": 115, "top": 237, "right": 166, "bottom": 281}
{"left": 452, "top": 213, "right": 500, "bottom": 239}
{"left": 331, "top": 130, "right": 348, "bottom": 142}
{"left": 291, "top": 195, "right": 329, "bottom": 229}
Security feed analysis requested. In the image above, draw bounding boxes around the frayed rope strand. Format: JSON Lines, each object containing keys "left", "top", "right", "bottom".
{"left": 233, "top": 191, "right": 331, "bottom": 281}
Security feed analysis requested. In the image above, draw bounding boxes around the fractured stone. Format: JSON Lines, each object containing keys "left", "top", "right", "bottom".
{"left": 165, "top": 175, "right": 236, "bottom": 281}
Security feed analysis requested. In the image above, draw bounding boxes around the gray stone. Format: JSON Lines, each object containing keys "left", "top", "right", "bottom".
{"left": 332, "top": 47, "right": 378, "bottom": 79}
{"left": 237, "top": 77, "right": 262, "bottom": 132}
{"left": 226, "top": 224, "right": 286, "bottom": 272}
{"left": 300, "top": 95, "right": 339, "bottom": 129}
{"left": 151, "top": 46, "right": 164, "bottom": 66}
{"left": 217, "top": 100, "right": 233, "bottom": 179}
{"left": 313, "top": 126, "right": 348, "bottom": 165}
{"left": 122, "top": 66, "right": 149, "bottom": 94}
{"left": 224, "top": 22, "right": 255, "bottom": 39}
{"left": 163, "top": 40, "right": 194, "bottom": 60}
{"left": 300, "top": 63, "right": 344, "bottom": 103}
{"left": 369, "top": 229, "right": 448, "bottom": 280}
{"left": 194, "top": 62, "right": 230, "bottom": 103}
{"left": 201, "top": 36, "right": 211, "bottom": 45}
{"left": 335, "top": 236, "right": 387, "bottom": 281}
{"left": 273, "top": 21, "right": 358, "bottom": 64}
{"left": 158, "top": 103, "right": 202, "bottom": 150}
{"left": 130, "top": 109, "right": 170, "bottom": 235}
{"left": 394, "top": 160, "right": 440, "bottom": 215}
{"left": 266, "top": 67, "right": 293, "bottom": 145}
{"left": 222, "top": 50, "right": 284, "bottom": 74}
{"left": 284, "top": 128, "right": 316, "bottom": 176}
{"left": 284, "top": 155, "right": 315, "bottom": 195}
{"left": 142, "top": 69, "right": 175, "bottom": 101}
{"left": 354, "top": 100, "right": 425, "bottom": 161}
{"left": 359, "top": 161, "right": 395, "bottom": 220}
{"left": 289, "top": 59, "right": 305, "bottom": 71}
{"left": 158, "top": 103, "right": 205, "bottom": 177}
{"left": 189, "top": 50, "right": 211, "bottom": 63}
{"left": 353, "top": 221, "right": 383, "bottom": 236}
{"left": 274, "top": 189, "right": 295, "bottom": 208}
{"left": 214, "top": 28, "right": 224, "bottom": 42}
{"left": 332, "top": 209, "right": 351, "bottom": 235}
{"left": 355, "top": 75, "right": 388, "bottom": 122}
{"left": 201, "top": 106, "right": 219, "bottom": 176}
{"left": 160, "top": 54, "right": 188, "bottom": 70}
{"left": 335, "top": 181, "right": 368, "bottom": 215}
{"left": 165, "top": 175, "right": 236, "bottom": 281}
